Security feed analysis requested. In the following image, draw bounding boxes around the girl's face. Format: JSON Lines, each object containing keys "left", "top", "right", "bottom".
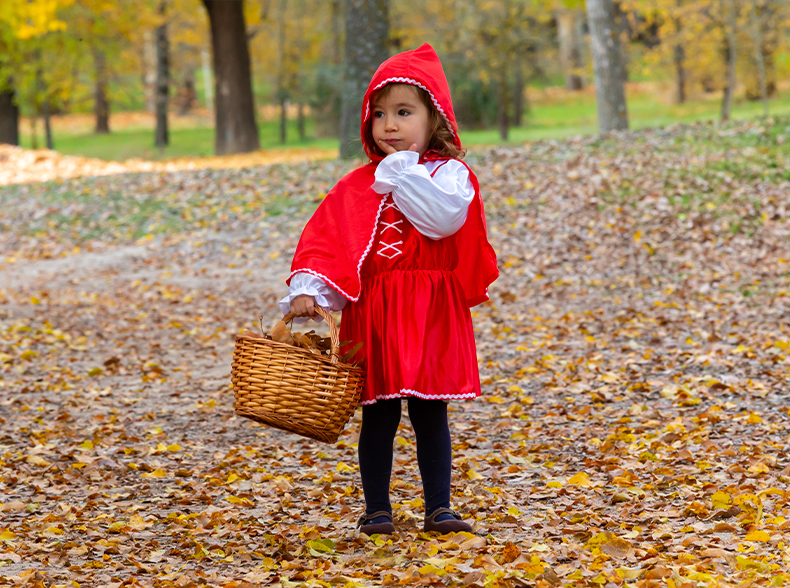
{"left": 371, "top": 84, "right": 431, "bottom": 157}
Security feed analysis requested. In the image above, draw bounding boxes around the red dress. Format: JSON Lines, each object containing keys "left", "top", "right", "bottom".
{"left": 340, "top": 194, "right": 481, "bottom": 405}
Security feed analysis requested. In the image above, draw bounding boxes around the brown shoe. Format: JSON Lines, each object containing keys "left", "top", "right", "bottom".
{"left": 423, "top": 508, "right": 473, "bottom": 533}
{"left": 356, "top": 510, "right": 395, "bottom": 536}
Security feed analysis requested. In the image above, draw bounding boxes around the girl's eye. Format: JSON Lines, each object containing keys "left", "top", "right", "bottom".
{"left": 398, "top": 109, "right": 410, "bottom": 116}
{"left": 373, "top": 111, "right": 384, "bottom": 118}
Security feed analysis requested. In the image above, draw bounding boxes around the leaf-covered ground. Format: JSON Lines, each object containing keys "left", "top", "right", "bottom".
{"left": 1, "top": 118, "right": 789, "bottom": 588}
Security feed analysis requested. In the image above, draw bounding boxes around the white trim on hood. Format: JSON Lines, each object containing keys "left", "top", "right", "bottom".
{"left": 364, "top": 76, "right": 457, "bottom": 141}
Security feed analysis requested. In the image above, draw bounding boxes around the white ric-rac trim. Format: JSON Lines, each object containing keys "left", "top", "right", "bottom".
{"left": 360, "top": 389, "right": 478, "bottom": 405}
{"left": 289, "top": 193, "right": 388, "bottom": 304}
{"left": 288, "top": 268, "right": 355, "bottom": 302}
{"left": 365, "top": 77, "right": 456, "bottom": 139}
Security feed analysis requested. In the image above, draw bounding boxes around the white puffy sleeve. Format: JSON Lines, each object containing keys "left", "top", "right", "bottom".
{"left": 279, "top": 272, "right": 347, "bottom": 323}
{"left": 371, "top": 151, "right": 475, "bottom": 240}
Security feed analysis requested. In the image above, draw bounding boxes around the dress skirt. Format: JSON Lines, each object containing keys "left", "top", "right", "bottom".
{"left": 339, "top": 195, "right": 481, "bottom": 405}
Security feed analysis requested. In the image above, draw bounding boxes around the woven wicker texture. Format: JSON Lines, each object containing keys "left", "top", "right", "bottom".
{"left": 231, "top": 307, "right": 365, "bottom": 443}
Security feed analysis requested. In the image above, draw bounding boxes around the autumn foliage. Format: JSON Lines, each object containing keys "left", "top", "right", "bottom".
{"left": 0, "top": 117, "right": 789, "bottom": 586}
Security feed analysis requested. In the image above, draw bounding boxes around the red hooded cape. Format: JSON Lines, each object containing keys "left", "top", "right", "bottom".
{"left": 287, "top": 43, "right": 498, "bottom": 307}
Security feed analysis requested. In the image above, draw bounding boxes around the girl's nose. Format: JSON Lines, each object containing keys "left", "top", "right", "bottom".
{"left": 384, "top": 116, "right": 397, "bottom": 131}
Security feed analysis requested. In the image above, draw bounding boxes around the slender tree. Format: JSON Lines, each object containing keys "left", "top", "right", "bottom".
{"left": 748, "top": 1, "right": 768, "bottom": 115}
{"left": 339, "top": 0, "right": 389, "bottom": 160}
{"left": 672, "top": 0, "right": 686, "bottom": 104}
{"left": 202, "top": 0, "right": 260, "bottom": 155}
{"left": 93, "top": 45, "right": 110, "bottom": 133}
{"left": 0, "top": 81, "right": 19, "bottom": 146}
{"left": 35, "top": 52, "right": 54, "bottom": 149}
{"left": 586, "top": 0, "right": 629, "bottom": 132}
{"left": 155, "top": 0, "right": 169, "bottom": 148}
{"left": 277, "top": 0, "right": 288, "bottom": 145}
{"left": 557, "top": 7, "right": 585, "bottom": 91}
{"left": 721, "top": 0, "right": 737, "bottom": 122}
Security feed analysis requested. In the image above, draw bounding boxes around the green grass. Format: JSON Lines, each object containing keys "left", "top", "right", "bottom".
{"left": 19, "top": 118, "right": 337, "bottom": 161}
{"left": 20, "top": 87, "right": 790, "bottom": 161}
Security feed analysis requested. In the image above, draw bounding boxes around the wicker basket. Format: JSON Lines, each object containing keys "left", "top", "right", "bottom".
{"left": 231, "top": 307, "right": 365, "bottom": 443}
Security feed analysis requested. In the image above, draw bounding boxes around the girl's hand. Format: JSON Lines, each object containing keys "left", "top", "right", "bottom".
{"left": 291, "top": 294, "right": 317, "bottom": 318}
{"left": 378, "top": 141, "right": 418, "bottom": 156}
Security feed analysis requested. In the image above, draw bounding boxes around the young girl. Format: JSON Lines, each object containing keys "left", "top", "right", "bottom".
{"left": 280, "top": 43, "right": 498, "bottom": 535}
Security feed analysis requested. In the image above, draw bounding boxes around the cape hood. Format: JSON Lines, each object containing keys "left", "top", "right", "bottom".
{"left": 361, "top": 43, "right": 462, "bottom": 162}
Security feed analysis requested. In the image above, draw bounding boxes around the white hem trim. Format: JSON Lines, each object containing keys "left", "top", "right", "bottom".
{"left": 288, "top": 268, "right": 356, "bottom": 302}
{"left": 360, "top": 389, "right": 478, "bottom": 405}
{"left": 365, "top": 77, "right": 456, "bottom": 140}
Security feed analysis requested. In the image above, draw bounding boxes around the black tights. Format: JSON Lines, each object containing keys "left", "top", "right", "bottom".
{"left": 358, "top": 397, "right": 451, "bottom": 516}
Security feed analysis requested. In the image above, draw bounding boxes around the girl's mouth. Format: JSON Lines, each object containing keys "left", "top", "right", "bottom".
{"left": 383, "top": 139, "right": 400, "bottom": 145}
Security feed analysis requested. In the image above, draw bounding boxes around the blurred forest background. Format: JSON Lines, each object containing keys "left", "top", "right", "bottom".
{"left": 1, "top": 0, "right": 789, "bottom": 161}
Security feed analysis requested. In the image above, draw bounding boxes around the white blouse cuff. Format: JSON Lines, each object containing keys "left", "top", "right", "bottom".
{"left": 279, "top": 272, "right": 348, "bottom": 324}
{"left": 371, "top": 151, "right": 420, "bottom": 194}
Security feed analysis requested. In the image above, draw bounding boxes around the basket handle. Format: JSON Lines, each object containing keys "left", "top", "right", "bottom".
{"left": 281, "top": 306, "right": 341, "bottom": 365}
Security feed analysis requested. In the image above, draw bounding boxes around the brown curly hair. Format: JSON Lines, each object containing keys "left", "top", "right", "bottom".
{"left": 365, "top": 83, "right": 465, "bottom": 160}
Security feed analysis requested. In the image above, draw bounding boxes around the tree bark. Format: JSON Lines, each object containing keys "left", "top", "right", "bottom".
{"left": 42, "top": 98, "right": 53, "bottom": 150}
{"left": 31, "top": 115, "right": 38, "bottom": 150}
{"left": 721, "top": 0, "right": 737, "bottom": 122}
{"left": 93, "top": 47, "right": 110, "bottom": 134}
{"left": 586, "top": 0, "right": 629, "bottom": 132}
{"left": 558, "top": 9, "right": 585, "bottom": 90}
{"left": 673, "top": 1, "right": 686, "bottom": 104}
{"left": 144, "top": 30, "right": 157, "bottom": 113}
{"left": 36, "top": 55, "right": 54, "bottom": 150}
{"left": 177, "top": 68, "right": 197, "bottom": 116}
{"left": 202, "top": 0, "right": 260, "bottom": 155}
{"left": 613, "top": 1, "right": 630, "bottom": 82}
{"left": 298, "top": 99, "right": 305, "bottom": 141}
{"left": 513, "top": 64, "right": 524, "bottom": 127}
{"left": 749, "top": 2, "right": 768, "bottom": 115}
{"left": 155, "top": 0, "right": 170, "bottom": 148}
{"left": 673, "top": 42, "right": 686, "bottom": 104}
{"left": 278, "top": 0, "right": 288, "bottom": 144}
{"left": 498, "top": 67, "right": 509, "bottom": 141}
{"left": 331, "top": 0, "right": 342, "bottom": 66}
{"left": 340, "top": 0, "right": 390, "bottom": 160}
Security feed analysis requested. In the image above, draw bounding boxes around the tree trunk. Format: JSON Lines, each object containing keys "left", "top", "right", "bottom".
{"left": 613, "top": 0, "right": 630, "bottom": 82}
{"left": 42, "top": 98, "right": 53, "bottom": 150}
{"left": 155, "top": 0, "right": 169, "bottom": 148}
{"left": 93, "top": 47, "right": 110, "bottom": 134}
{"left": 498, "top": 67, "right": 509, "bottom": 141}
{"left": 144, "top": 30, "right": 157, "bottom": 113}
{"left": 749, "top": 2, "right": 768, "bottom": 115}
{"left": 558, "top": 9, "right": 585, "bottom": 90}
{"left": 280, "top": 96, "right": 287, "bottom": 144}
{"left": 36, "top": 56, "right": 54, "bottom": 150}
{"left": 721, "top": 0, "right": 737, "bottom": 122}
{"left": 177, "top": 68, "right": 197, "bottom": 116}
{"left": 31, "top": 115, "right": 38, "bottom": 150}
{"left": 277, "top": 0, "right": 288, "bottom": 145}
{"left": 298, "top": 99, "right": 305, "bottom": 141}
{"left": 586, "top": 0, "right": 629, "bottom": 132}
{"left": 673, "top": 42, "right": 686, "bottom": 104}
{"left": 202, "top": 0, "right": 260, "bottom": 155}
{"left": 331, "top": 0, "right": 342, "bottom": 66}
{"left": 673, "top": 1, "right": 686, "bottom": 104}
{"left": 513, "top": 65, "right": 523, "bottom": 127}
{"left": 340, "top": 0, "right": 390, "bottom": 160}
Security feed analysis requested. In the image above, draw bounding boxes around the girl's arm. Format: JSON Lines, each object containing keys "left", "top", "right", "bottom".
{"left": 279, "top": 272, "right": 347, "bottom": 323}
{"left": 371, "top": 151, "right": 475, "bottom": 240}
